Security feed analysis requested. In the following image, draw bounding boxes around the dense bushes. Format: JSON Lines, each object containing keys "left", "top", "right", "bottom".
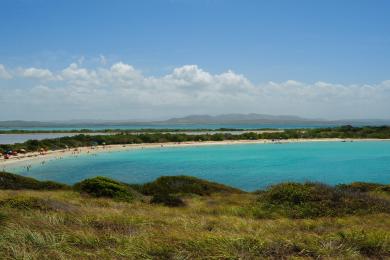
{"left": 74, "top": 177, "right": 140, "bottom": 202}
{"left": 132, "top": 176, "right": 243, "bottom": 196}
{"left": 3, "top": 172, "right": 390, "bottom": 218}
{"left": 337, "top": 182, "right": 390, "bottom": 193}
{"left": 150, "top": 193, "right": 185, "bottom": 207}
{"left": 257, "top": 182, "right": 390, "bottom": 218}
{"left": 0, "top": 171, "right": 69, "bottom": 190}
{"left": 2, "top": 126, "right": 390, "bottom": 153}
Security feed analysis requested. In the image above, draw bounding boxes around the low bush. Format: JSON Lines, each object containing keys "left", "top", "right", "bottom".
{"left": 257, "top": 182, "right": 390, "bottom": 218}
{"left": 0, "top": 171, "right": 69, "bottom": 190}
{"left": 74, "top": 176, "right": 140, "bottom": 202}
{"left": 337, "top": 182, "right": 385, "bottom": 193}
{"left": 132, "top": 175, "right": 243, "bottom": 196}
{"left": 150, "top": 193, "right": 185, "bottom": 207}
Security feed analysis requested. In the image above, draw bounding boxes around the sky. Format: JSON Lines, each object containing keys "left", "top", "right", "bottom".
{"left": 0, "top": 0, "right": 389, "bottom": 121}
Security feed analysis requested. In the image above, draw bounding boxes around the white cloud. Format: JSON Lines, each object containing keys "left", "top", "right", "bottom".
{"left": 21, "top": 67, "right": 56, "bottom": 81}
{"left": 61, "top": 63, "right": 90, "bottom": 80}
{"left": 0, "top": 64, "right": 12, "bottom": 79}
{"left": 109, "top": 62, "right": 141, "bottom": 79}
{"left": 1, "top": 62, "right": 390, "bottom": 120}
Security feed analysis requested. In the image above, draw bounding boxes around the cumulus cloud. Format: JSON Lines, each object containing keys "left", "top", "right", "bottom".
{"left": 20, "top": 67, "right": 57, "bottom": 81}
{"left": 0, "top": 62, "right": 389, "bottom": 120}
{"left": 0, "top": 64, "right": 12, "bottom": 79}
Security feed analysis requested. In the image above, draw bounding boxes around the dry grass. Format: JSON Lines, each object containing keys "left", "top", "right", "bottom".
{"left": 1, "top": 190, "right": 390, "bottom": 259}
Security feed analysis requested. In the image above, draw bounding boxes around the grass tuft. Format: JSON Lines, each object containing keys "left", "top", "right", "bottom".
{"left": 0, "top": 196, "right": 76, "bottom": 212}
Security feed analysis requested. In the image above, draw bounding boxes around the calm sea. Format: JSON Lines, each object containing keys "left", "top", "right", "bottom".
{"left": 8, "top": 141, "right": 390, "bottom": 191}
{"left": 0, "top": 123, "right": 336, "bottom": 131}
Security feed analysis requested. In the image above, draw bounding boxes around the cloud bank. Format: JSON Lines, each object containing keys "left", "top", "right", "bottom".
{"left": 0, "top": 62, "right": 389, "bottom": 120}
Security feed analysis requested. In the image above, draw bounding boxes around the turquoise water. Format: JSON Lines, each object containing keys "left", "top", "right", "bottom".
{"left": 9, "top": 141, "right": 390, "bottom": 191}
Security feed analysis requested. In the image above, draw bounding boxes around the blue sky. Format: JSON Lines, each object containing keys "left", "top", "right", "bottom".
{"left": 0, "top": 0, "right": 389, "bottom": 120}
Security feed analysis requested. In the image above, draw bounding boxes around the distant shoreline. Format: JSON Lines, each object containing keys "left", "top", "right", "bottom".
{"left": 1, "top": 138, "right": 390, "bottom": 170}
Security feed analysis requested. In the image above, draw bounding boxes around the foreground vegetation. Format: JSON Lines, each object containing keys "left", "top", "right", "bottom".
{"left": 2, "top": 172, "right": 390, "bottom": 258}
{"left": 1, "top": 125, "right": 390, "bottom": 154}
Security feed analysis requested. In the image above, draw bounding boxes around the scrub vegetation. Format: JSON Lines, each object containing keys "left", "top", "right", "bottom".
{"left": 2, "top": 171, "right": 390, "bottom": 258}
{"left": 1, "top": 125, "right": 390, "bottom": 153}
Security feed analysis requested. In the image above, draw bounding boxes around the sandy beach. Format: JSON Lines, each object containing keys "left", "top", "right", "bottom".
{"left": 1, "top": 138, "right": 390, "bottom": 170}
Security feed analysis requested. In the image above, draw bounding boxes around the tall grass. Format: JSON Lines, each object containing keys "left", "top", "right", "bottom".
{"left": 1, "top": 174, "right": 390, "bottom": 258}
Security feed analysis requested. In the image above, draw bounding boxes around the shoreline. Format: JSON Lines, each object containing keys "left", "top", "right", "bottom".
{"left": 1, "top": 138, "right": 390, "bottom": 170}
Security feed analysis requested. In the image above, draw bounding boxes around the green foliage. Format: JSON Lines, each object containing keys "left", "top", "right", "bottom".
{"left": 0, "top": 172, "right": 69, "bottom": 190}
{"left": 257, "top": 182, "right": 390, "bottom": 218}
{"left": 2, "top": 126, "right": 390, "bottom": 153}
{"left": 132, "top": 175, "right": 243, "bottom": 196}
{"left": 337, "top": 182, "right": 386, "bottom": 192}
{"left": 150, "top": 193, "right": 186, "bottom": 207}
{"left": 74, "top": 176, "right": 140, "bottom": 202}
{"left": 2, "top": 178, "right": 390, "bottom": 258}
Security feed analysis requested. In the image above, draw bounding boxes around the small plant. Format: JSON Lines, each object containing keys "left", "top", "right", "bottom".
{"left": 74, "top": 176, "right": 140, "bottom": 202}
{"left": 150, "top": 193, "right": 185, "bottom": 207}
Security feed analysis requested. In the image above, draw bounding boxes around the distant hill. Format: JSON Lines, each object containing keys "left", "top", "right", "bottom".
{"left": 0, "top": 114, "right": 389, "bottom": 128}
{"left": 162, "top": 113, "right": 320, "bottom": 124}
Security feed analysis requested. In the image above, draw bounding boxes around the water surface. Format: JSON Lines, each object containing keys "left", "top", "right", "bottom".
{"left": 9, "top": 141, "right": 390, "bottom": 191}
{"left": 0, "top": 133, "right": 106, "bottom": 145}
{"left": 0, "top": 123, "right": 337, "bottom": 131}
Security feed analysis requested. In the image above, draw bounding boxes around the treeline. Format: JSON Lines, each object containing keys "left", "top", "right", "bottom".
{"left": 1, "top": 126, "right": 390, "bottom": 153}
{"left": 0, "top": 128, "right": 246, "bottom": 134}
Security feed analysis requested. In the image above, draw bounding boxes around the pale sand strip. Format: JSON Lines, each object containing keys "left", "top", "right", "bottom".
{"left": 1, "top": 138, "right": 390, "bottom": 170}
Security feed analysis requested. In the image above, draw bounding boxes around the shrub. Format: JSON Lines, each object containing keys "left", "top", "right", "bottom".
{"left": 257, "top": 182, "right": 390, "bottom": 218}
{"left": 337, "top": 182, "right": 385, "bottom": 193}
{"left": 338, "top": 182, "right": 390, "bottom": 195}
{"left": 132, "top": 175, "right": 243, "bottom": 196}
{"left": 0, "top": 172, "right": 69, "bottom": 190}
{"left": 74, "top": 176, "right": 140, "bottom": 202}
{"left": 150, "top": 193, "right": 185, "bottom": 207}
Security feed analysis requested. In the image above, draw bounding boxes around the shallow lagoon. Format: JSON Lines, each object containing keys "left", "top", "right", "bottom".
{"left": 11, "top": 141, "right": 390, "bottom": 191}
